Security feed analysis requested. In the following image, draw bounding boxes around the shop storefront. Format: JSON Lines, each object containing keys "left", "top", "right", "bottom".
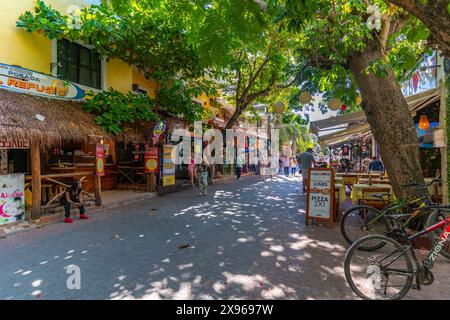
{"left": 0, "top": 85, "right": 108, "bottom": 222}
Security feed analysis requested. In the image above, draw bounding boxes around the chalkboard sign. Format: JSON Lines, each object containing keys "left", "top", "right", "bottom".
{"left": 306, "top": 168, "right": 335, "bottom": 227}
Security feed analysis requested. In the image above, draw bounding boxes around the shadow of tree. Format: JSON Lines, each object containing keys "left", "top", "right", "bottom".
{"left": 0, "top": 176, "right": 447, "bottom": 300}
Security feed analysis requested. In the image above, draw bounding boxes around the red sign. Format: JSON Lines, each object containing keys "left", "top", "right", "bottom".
{"left": 0, "top": 140, "right": 30, "bottom": 149}
{"left": 96, "top": 145, "right": 105, "bottom": 177}
{"left": 145, "top": 147, "right": 159, "bottom": 173}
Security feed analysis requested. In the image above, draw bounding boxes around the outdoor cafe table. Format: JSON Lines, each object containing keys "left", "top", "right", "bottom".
{"left": 336, "top": 172, "right": 382, "bottom": 178}
{"left": 358, "top": 178, "right": 390, "bottom": 185}
{"left": 350, "top": 183, "right": 394, "bottom": 205}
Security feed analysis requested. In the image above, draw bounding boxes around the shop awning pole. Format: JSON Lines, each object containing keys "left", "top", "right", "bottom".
{"left": 31, "top": 143, "right": 41, "bottom": 220}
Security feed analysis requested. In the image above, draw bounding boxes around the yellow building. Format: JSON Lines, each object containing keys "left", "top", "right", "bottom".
{"left": 0, "top": 0, "right": 161, "bottom": 96}
{"left": 0, "top": 0, "right": 227, "bottom": 221}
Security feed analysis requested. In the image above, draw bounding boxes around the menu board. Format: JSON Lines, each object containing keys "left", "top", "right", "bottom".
{"left": 306, "top": 168, "right": 334, "bottom": 226}
{"left": 162, "top": 145, "right": 175, "bottom": 186}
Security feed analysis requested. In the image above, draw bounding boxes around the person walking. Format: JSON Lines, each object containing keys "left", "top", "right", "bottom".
{"left": 188, "top": 152, "right": 197, "bottom": 188}
{"left": 236, "top": 153, "right": 244, "bottom": 179}
{"left": 299, "top": 148, "right": 316, "bottom": 193}
{"left": 197, "top": 162, "right": 209, "bottom": 196}
{"left": 290, "top": 157, "right": 298, "bottom": 176}
{"left": 59, "top": 180, "right": 88, "bottom": 223}
{"left": 282, "top": 156, "right": 290, "bottom": 177}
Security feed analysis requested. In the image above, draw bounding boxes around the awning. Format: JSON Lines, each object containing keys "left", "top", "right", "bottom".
{"left": 318, "top": 124, "right": 371, "bottom": 147}
{"left": 0, "top": 89, "right": 109, "bottom": 148}
{"left": 312, "top": 88, "right": 442, "bottom": 147}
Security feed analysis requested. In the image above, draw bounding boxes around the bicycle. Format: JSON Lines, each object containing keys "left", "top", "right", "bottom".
{"left": 340, "top": 179, "right": 442, "bottom": 251}
{"left": 343, "top": 208, "right": 450, "bottom": 300}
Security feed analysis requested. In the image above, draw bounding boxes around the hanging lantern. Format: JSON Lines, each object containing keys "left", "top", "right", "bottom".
{"left": 273, "top": 101, "right": 285, "bottom": 114}
{"left": 299, "top": 91, "right": 312, "bottom": 104}
{"left": 356, "top": 95, "right": 362, "bottom": 105}
{"left": 328, "top": 98, "right": 341, "bottom": 111}
{"left": 418, "top": 114, "right": 430, "bottom": 131}
{"left": 341, "top": 104, "right": 347, "bottom": 111}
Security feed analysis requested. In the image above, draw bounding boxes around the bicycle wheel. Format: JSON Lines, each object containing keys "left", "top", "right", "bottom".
{"left": 344, "top": 234, "right": 414, "bottom": 300}
{"left": 341, "top": 205, "right": 389, "bottom": 251}
{"left": 426, "top": 210, "right": 450, "bottom": 260}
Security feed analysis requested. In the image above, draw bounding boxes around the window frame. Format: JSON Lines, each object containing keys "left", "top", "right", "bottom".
{"left": 57, "top": 39, "right": 102, "bottom": 89}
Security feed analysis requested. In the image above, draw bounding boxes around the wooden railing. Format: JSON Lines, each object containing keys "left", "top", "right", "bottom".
{"left": 26, "top": 172, "right": 99, "bottom": 212}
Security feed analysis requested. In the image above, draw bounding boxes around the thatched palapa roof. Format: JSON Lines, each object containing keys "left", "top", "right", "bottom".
{"left": 117, "top": 120, "right": 152, "bottom": 144}
{"left": 0, "top": 89, "right": 109, "bottom": 148}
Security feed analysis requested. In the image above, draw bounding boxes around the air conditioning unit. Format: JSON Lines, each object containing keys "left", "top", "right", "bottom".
{"left": 132, "top": 84, "right": 148, "bottom": 96}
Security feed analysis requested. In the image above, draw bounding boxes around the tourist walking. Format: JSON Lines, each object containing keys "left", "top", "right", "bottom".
{"left": 197, "top": 162, "right": 209, "bottom": 196}
{"left": 188, "top": 152, "right": 197, "bottom": 188}
{"left": 299, "top": 148, "right": 316, "bottom": 193}
{"left": 282, "top": 156, "right": 290, "bottom": 177}
{"left": 236, "top": 153, "right": 244, "bottom": 179}
{"left": 290, "top": 157, "right": 298, "bottom": 176}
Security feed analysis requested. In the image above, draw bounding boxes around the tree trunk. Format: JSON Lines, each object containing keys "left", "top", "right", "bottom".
{"left": 348, "top": 41, "right": 426, "bottom": 199}
{"left": 225, "top": 105, "right": 243, "bottom": 129}
{"left": 389, "top": 0, "right": 450, "bottom": 58}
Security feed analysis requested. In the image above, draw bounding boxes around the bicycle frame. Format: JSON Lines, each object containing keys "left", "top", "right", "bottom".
{"left": 364, "top": 196, "right": 429, "bottom": 230}
{"left": 374, "top": 213, "right": 450, "bottom": 281}
{"left": 410, "top": 214, "right": 450, "bottom": 270}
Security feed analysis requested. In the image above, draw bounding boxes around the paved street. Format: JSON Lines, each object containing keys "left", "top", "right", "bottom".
{"left": 0, "top": 176, "right": 448, "bottom": 300}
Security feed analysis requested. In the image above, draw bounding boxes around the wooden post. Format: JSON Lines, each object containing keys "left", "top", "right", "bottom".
{"left": 95, "top": 174, "right": 102, "bottom": 206}
{"left": 31, "top": 143, "right": 41, "bottom": 220}
{"left": 95, "top": 144, "right": 103, "bottom": 206}
{"left": 148, "top": 172, "right": 156, "bottom": 192}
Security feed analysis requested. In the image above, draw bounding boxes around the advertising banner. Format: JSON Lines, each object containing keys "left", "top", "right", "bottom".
{"left": 0, "top": 173, "right": 25, "bottom": 225}
{"left": 145, "top": 147, "right": 159, "bottom": 173}
{"left": 0, "top": 63, "right": 87, "bottom": 101}
{"left": 96, "top": 145, "right": 105, "bottom": 177}
{"left": 162, "top": 145, "right": 175, "bottom": 186}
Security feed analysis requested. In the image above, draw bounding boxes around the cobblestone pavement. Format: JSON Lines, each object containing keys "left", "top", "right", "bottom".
{"left": 0, "top": 176, "right": 448, "bottom": 300}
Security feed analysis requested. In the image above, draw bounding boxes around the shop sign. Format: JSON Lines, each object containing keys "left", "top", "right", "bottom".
{"left": 162, "top": 144, "right": 175, "bottom": 186}
{"left": 306, "top": 168, "right": 334, "bottom": 227}
{"left": 151, "top": 121, "right": 167, "bottom": 145}
{"left": 0, "top": 140, "right": 30, "bottom": 149}
{"left": 0, "top": 63, "right": 86, "bottom": 101}
{"left": 96, "top": 145, "right": 105, "bottom": 177}
{"left": 145, "top": 147, "right": 159, "bottom": 173}
{"left": 0, "top": 173, "right": 25, "bottom": 225}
